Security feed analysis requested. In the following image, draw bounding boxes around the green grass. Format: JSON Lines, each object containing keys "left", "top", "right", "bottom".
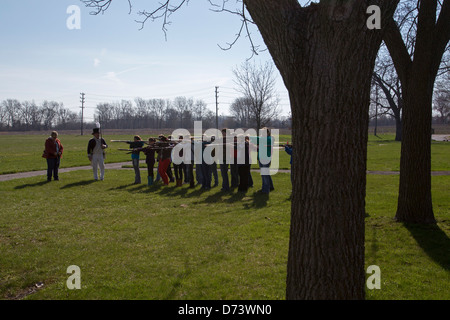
{"left": 1, "top": 133, "right": 448, "bottom": 174}
{"left": 365, "top": 175, "right": 450, "bottom": 299}
{"left": 0, "top": 133, "right": 294, "bottom": 174}
{"left": 367, "top": 134, "right": 450, "bottom": 171}
{"left": 0, "top": 171, "right": 291, "bottom": 300}
{"left": 1, "top": 132, "right": 449, "bottom": 300}
{"left": 0, "top": 169, "right": 448, "bottom": 300}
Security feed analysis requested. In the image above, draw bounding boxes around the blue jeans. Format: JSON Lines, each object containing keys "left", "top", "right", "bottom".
{"left": 132, "top": 158, "right": 141, "bottom": 184}
{"left": 46, "top": 158, "right": 60, "bottom": 181}
{"left": 259, "top": 161, "right": 273, "bottom": 193}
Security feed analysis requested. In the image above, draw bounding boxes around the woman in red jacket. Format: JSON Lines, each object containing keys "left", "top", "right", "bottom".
{"left": 43, "top": 131, "right": 63, "bottom": 181}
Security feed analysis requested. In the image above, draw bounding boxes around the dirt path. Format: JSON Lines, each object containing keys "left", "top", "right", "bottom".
{"left": 0, "top": 162, "right": 131, "bottom": 182}
{"left": 0, "top": 162, "right": 449, "bottom": 182}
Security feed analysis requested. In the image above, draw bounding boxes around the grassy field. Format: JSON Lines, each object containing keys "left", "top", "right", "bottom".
{"left": 0, "top": 171, "right": 448, "bottom": 300}
{"left": 0, "top": 133, "right": 294, "bottom": 174}
{"left": 0, "top": 131, "right": 449, "bottom": 300}
{"left": 0, "top": 132, "right": 449, "bottom": 174}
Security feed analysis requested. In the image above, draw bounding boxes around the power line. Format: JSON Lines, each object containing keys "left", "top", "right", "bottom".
{"left": 215, "top": 86, "right": 219, "bottom": 129}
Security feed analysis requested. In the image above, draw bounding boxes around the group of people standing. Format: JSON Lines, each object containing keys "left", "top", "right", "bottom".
{"left": 43, "top": 127, "right": 277, "bottom": 195}
{"left": 125, "top": 127, "right": 275, "bottom": 195}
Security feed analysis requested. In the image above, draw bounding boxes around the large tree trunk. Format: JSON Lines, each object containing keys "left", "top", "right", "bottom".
{"left": 244, "top": 0, "right": 398, "bottom": 299}
{"left": 395, "top": 74, "right": 436, "bottom": 223}
{"left": 383, "top": 0, "right": 449, "bottom": 224}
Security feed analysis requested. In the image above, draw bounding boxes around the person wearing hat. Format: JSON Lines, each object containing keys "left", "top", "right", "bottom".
{"left": 87, "top": 127, "right": 108, "bottom": 180}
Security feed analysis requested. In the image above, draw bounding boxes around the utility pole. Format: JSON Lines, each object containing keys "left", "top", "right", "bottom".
{"left": 80, "top": 92, "right": 85, "bottom": 136}
{"left": 215, "top": 86, "right": 219, "bottom": 130}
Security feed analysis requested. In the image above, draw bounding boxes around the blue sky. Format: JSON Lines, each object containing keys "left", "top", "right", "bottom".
{"left": 0, "top": 0, "right": 290, "bottom": 122}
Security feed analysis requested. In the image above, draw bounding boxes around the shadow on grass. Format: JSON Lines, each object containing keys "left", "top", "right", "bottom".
{"left": 201, "top": 188, "right": 272, "bottom": 208}
{"left": 60, "top": 180, "right": 97, "bottom": 189}
{"left": 14, "top": 180, "right": 50, "bottom": 189}
{"left": 404, "top": 223, "right": 450, "bottom": 271}
{"left": 108, "top": 183, "right": 137, "bottom": 191}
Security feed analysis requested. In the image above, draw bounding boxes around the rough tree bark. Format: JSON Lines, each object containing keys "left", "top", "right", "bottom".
{"left": 244, "top": 0, "right": 398, "bottom": 299}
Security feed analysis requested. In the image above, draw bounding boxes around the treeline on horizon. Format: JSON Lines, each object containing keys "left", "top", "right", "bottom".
{"left": 1, "top": 96, "right": 446, "bottom": 132}
{"left": 0, "top": 96, "right": 293, "bottom": 132}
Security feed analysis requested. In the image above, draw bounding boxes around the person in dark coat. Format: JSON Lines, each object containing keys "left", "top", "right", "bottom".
{"left": 135, "top": 138, "right": 157, "bottom": 186}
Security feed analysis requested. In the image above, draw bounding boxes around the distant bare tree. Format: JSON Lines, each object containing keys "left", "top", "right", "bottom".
{"left": 1, "top": 99, "right": 21, "bottom": 128}
{"left": 19, "top": 101, "right": 37, "bottom": 130}
{"left": 149, "top": 99, "right": 167, "bottom": 129}
{"left": 119, "top": 100, "right": 134, "bottom": 128}
{"left": 232, "top": 61, "right": 279, "bottom": 130}
{"left": 41, "top": 101, "right": 60, "bottom": 130}
{"left": 193, "top": 99, "right": 207, "bottom": 121}
{"left": 229, "top": 96, "right": 251, "bottom": 128}
{"left": 173, "top": 96, "right": 193, "bottom": 128}
{"left": 433, "top": 77, "right": 450, "bottom": 123}
{"left": 0, "top": 103, "right": 7, "bottom": 129}
{"left": 371, "top": 66, "right": 404, "bottom": 141}
{"left": 95, "top": 102, "right": 114, "bottom": 128}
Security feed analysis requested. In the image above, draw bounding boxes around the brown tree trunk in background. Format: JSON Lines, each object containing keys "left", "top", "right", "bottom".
{"left": 395, "top": 73, "right": 436, "bottom": 223}
{"left": 383, "top": 0, "right": 449, "bottom": 224}
{"left": 244, "top": 0, "right": 398, "bottom": 299}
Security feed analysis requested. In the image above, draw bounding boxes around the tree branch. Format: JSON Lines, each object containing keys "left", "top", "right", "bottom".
{"left": 432, "top": 0, "right": 450, "bottom": 78}
{"left": 211, "top": 1, "right": 260, "bottom": 58}
{"left": 383, "top": 16, "right": 412, "bottom": 86}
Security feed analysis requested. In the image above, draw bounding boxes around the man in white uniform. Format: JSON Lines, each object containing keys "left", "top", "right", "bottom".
{"left": 87, "top": 128, "right": 108, "bottom": 180}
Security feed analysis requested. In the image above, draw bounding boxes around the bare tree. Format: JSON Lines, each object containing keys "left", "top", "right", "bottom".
{"left": 95, "top": 102, "right": 114, "bottom": 128}
{"left": 232, "top": 61, "right": 280, "bottom": 130}
{"left": 229, "top": 96, "right": 252, "bottom": 128}
{"left": 118, "top": 100, "right": 134, "bottom": 128}
{"left": 19, "top": 101, "right": 36, "bottom": 130}
{"left": 371, "top": 64, "right": 404, "bottom": 141}
{"left": 0, "top": 103, "right": 8, "bottom": 129}
{"left": 149, "top": 98, "right": 167, "bottom": 129}
{"left": 173, "top": 96, "right": 193, "bottom": 128}
{"left": 383, "top": 0, "right": 450, "bottom": 224}
{"left": 433, "top": 76, "right": 450, "bottom": 123}
{"left": 80, "top": 0, "right": 399, "bottom": 299}
{"left": 29, "top": 103, "right": 43, "bottom": 129}
{"left": 41, "top": 101, "right": 59, "bottom": 130}
{"left": 1, "top": 99, "right": 21, "bottom": 128}
{"left": 193, "top": 99, "right": 207, "bottom": 121}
